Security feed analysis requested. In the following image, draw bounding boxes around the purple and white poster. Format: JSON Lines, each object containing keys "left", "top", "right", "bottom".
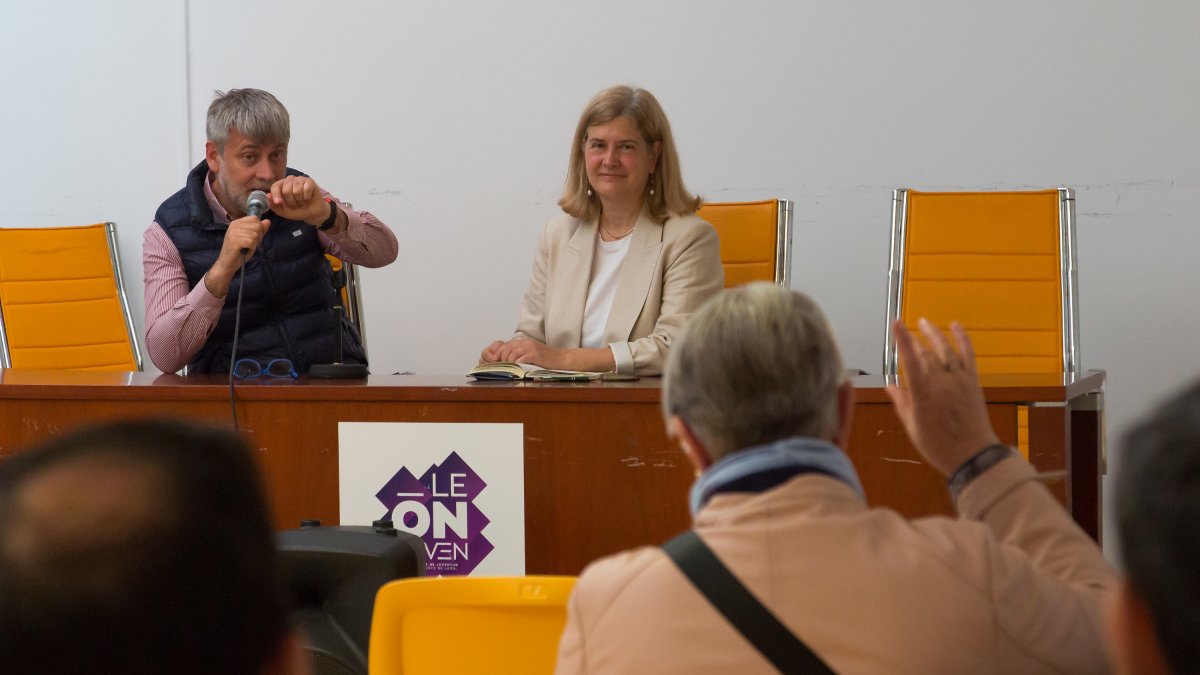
{"left": 338, "top": 423, "right": 525, "bottom": 576}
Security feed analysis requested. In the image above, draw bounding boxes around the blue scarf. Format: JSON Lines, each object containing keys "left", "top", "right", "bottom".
{"left": 689, "top": 436, "right": 864, "bottom": 517}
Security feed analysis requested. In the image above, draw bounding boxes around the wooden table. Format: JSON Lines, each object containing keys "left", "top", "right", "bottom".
{"left": 0, "top": 369, "right": 1104, "bottom": 574}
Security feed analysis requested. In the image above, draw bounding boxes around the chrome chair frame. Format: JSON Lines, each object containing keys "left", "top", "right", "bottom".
{"left": 882, "top": 188, "right": 1079, "bottom": 376}
{"left": 106, "top": 223, "right": 145, "bottom": 371}
{"left": 0, "top": 222, "right": 143, "bottom": 371}
{"left": 331, "top": 201, "right": 367, "bottom": 349}
{"left": 0, "top": 301, "right": 8, "bottom": 368}
{"left": 340, "top": 260, "right": 367, "bottom": 350}
{"left": 774, "top": 199, "right": 794, "bottom": 287}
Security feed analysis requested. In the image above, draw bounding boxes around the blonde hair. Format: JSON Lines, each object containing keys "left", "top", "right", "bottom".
{"left": 664, "top": 284, "right": 846, "bottom": 460}
{"left": 559, "top": 86, "right": 701, "bottom": 224}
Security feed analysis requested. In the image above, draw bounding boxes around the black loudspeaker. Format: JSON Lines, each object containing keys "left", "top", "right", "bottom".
{"left": 277, "top": 521, "right": 425, "bottom": 675}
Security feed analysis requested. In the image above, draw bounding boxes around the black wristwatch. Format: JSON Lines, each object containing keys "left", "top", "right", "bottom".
{"left": 317, "top": 201, "right": 339, "bottom": 231}
{"left": 946, "top": 444, "right": 1015, "bottom": 501}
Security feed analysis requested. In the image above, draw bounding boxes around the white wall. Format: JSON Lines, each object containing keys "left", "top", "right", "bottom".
{"left": 1, "top": 1, "right": 188, "bottom": 337}
{"left": 4, "top": 0, "right": 1199, "bottom": 551}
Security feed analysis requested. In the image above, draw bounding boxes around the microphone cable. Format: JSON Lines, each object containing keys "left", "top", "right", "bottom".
{"left": 228, "top": 251, "right": 248, "bottom": 433}
{"left": 228, "top": 190, "right": 268, "bottom": 433}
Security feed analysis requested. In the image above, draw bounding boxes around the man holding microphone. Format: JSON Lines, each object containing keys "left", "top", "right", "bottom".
{"left": 143, "top": 88, "right": 397, "bottom": 374}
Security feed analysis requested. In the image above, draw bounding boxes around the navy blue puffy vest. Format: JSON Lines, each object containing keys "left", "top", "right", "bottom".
{"left": 155, "top": 162, "right": 367, "bottom": 374}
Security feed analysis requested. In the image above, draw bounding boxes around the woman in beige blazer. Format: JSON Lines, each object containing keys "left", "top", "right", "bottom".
{"left": 480, "top": 86, "right": 723, "bottom": 375}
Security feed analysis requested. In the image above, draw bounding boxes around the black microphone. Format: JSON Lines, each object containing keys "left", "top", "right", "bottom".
{"left": 241, "top": 190, "right": 269, "bottom": 255}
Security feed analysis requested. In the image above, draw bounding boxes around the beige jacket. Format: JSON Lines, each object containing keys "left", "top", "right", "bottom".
{"left": 514, "top": 210, "right": 723, "bottom": 375}
{"left": 556, "top": 458, "right": 1117, "bottom": 674}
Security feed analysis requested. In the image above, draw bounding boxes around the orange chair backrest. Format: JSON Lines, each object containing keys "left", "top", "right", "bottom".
{"left": 324, "top": 252, "right": 366, "bottom": 334}
{"left": 898, "top": 190, "right": 1065, "bottom": 374}
{"left": 369, "top": 575, "right": 575, "bottom": 674}
{"left": 325, "top": 253, "right": 350, "bottom": 312}
{"left": 0, "top": 223, "right": 140, "bottom": 371}
{"left": 696, "top": 199, "right": 787, "bottom": 288}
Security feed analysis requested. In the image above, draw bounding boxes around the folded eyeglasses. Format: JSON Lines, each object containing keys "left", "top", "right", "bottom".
{"left": 233, "top": 358, "right": 299, "bottom": 380}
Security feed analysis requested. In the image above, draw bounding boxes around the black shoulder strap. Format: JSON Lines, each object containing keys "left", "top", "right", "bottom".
{"left": 662, "top": 530, "right": 836, "bottom": 675}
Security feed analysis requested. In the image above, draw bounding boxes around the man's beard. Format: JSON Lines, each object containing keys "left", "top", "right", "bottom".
{"left": 214, "top": 169, "right": 271, "bottom": 218}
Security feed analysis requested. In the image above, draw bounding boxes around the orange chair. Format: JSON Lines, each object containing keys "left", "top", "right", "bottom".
{"left": 696, "top": 199, "right": 792, "bottom": 288}
{"left": 325, "top": 253, "right": 367, "bottom": 349}
{"left": 368, "top": 576, "right": 575, "bottom": 674}
{"left": 0, "top": 223, "right": 143, "bottom": 371}
{"left": 883, "top": 188, "right": 1081, "bottom": 453}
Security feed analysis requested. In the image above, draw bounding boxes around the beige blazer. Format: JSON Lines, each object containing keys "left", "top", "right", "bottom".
{"left": 555, "top": 457, "right": 1117, "bottom": 674}
{"left": 514, "top": 210, "right": 723, "bottom": 375}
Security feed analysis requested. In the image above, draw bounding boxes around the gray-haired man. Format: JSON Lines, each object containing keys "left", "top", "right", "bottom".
{"left": 556, "top": 283, "right": 1116, "bottom": 674}
{"left": 143, "top": 88, "right": 397, "bottom": 374}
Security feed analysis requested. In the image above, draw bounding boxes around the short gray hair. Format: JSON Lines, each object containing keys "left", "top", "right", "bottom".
{"left": 206, "top": 88, "right": 290, "bottom": 150}
{"left": 663, "top": 284, "right": 845, "bottom": 460}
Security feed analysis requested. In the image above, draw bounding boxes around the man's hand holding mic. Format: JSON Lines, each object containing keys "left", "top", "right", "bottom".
{"left": 203, "top": 190, "right": 271, "bottom": 299}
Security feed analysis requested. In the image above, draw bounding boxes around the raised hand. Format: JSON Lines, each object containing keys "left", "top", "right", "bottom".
{"left": 885, "top": 318, "right": 1001, "bottom": 477}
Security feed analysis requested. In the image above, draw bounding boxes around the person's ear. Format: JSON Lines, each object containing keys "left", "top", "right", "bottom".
{"left": 205, "top": 141, "right": 221, "bottom": 173}
{"left": 670, "top": 416, "right": 713, "bottom": 474}
{"left": 833, "top": 380, "right": 856, "bottom": 449}
{"left": 1107, "top": 580, "right": 1171, "bottom": 675}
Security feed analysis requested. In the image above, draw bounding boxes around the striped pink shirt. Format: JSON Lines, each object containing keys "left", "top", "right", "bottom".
{"left": 142, "top": 174, "right": 398, "bottom": 373}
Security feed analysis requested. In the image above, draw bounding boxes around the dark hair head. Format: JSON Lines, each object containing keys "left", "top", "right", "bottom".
{"left": 1117, "top": 380, "right": 1200, "bottom": 675}
{"left": 0, "top": 418, "right": 290, "bottom": 675}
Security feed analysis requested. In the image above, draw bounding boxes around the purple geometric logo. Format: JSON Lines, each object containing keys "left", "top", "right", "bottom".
{"left": 375, "top": 451, "right": 494, "bottom": 575}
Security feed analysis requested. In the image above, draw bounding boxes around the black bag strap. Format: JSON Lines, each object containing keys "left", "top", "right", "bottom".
{"left": 663, "top": 530, "right": 836, "bottom": 675}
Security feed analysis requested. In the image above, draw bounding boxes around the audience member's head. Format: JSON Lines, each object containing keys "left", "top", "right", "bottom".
{"left": 1112, "top": 381, "right": 1200, "bottom": 675}
{"left": 663, "top": 283, "right": 850, "bottom": 463}
{"left": 0, "top": 418, "right": 303, "bottom": 675}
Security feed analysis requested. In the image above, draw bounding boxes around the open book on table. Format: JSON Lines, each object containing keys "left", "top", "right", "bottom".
{"left": 467, "top": 361, "right": 603, "bottom": 382}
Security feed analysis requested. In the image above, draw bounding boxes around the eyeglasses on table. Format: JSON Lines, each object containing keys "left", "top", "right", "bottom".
{"left": 233, "top": 358, "right": 299, "bottom": 379}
